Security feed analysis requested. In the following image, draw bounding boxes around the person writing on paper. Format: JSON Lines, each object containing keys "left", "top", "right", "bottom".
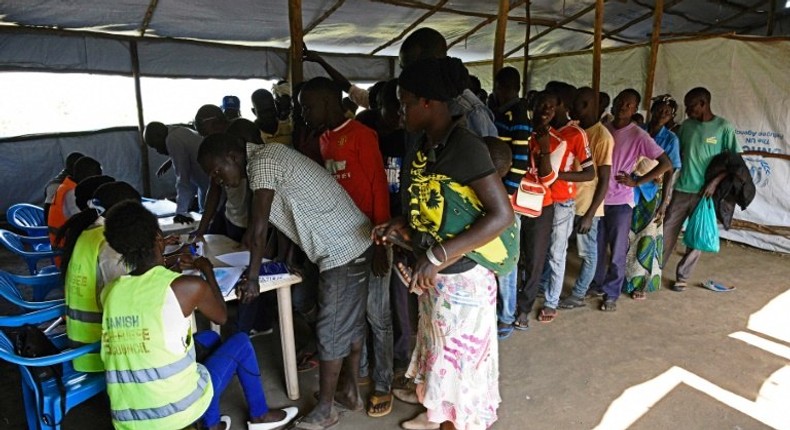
{"left": 197, "top": 130, "right": 374, "bottom": 430}
{"left": 100, "top": 200, "right": 296, "bottom": 430}
{"left": 374, "top": 57, "right": 514, "bottom": 430}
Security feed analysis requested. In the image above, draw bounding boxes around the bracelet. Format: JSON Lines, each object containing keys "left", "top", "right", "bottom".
{"left": 425, "top": 247, "right": 442, "bottom": 266}
{"left": 436, "top": 243, "right": 448, "bottom": 262}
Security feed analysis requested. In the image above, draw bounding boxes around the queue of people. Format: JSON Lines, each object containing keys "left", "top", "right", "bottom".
{"left": 38, "top": 25, "right": 744, "bottom": 430}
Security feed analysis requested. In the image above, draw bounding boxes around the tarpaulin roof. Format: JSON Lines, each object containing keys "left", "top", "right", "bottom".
{"left": 1, "top": 0, "right": 788, "bottom": 77}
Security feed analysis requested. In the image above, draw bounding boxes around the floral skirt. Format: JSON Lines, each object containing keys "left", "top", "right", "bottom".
{"left": 406, "top": 264, "right": 500, "bottom": 430}
{"left": 624, "top": 188, "right": 664, "bottom": 293}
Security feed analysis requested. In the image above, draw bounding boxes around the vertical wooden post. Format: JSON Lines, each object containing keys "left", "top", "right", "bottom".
{"left": 493, "top": 0, "right": 510, "bottom": 77}
{"left": 592, "top": 0, "right": 604, "bottom": 117}
{"left": 130, "top": 41, "right": 151, "bottom": 196}
{"left": 288, "top": 0, "right": 305, "bottom": 87}
{"left": 522, "top": 1, "right": 531, "bottom": 97}
{"left": 766, "top": 0, "right": 776, "bottom": 36}
{"left": 643, "top": 0, "right": 664, "bottom": 114}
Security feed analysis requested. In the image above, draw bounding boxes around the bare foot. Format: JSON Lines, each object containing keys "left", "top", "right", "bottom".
{"left": 333, "top": 383, "right": 363, "bottom": 411}
{"left": 250, "top": 408, "right": 286, "bottom": 423}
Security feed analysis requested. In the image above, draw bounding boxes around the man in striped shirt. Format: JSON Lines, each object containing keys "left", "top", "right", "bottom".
{"left": 491, "top": 66, "right": 531, "bottom": 339}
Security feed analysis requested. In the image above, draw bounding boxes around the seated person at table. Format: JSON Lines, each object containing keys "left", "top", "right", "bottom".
{"left": 44, "top": 151, "right": 84, "bottom": 220}
{"left": 100, "top": 200, "right": 297, "bottom": 430}
{"left": 56, "top": 178, "right": 139, "bottom": 372}
{"left": 198, "top": 132, "right": 373, "bottom": 430}
{"left": 48, "top": 156, "right": 102, "bottom": 246}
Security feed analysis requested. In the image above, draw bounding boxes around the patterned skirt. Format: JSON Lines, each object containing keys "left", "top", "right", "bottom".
{"left": 406, "top": 264, "right": 500, "bottom": 430}
{"left": 624, "top": 186, "right": 664, "bottom": 293}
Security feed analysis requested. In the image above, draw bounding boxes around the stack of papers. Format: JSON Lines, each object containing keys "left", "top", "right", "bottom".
{"left": 215, "top": 251, "right": 291, "bottom": 283}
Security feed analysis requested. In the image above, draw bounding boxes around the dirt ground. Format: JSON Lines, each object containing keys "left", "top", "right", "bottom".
{"left": 1, "top": 239, "right": 787, "bottom": 430}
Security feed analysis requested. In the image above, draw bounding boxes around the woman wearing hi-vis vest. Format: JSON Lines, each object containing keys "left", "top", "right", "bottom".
{"left": 56, "top": 178, "right": 139, "bottom": 373}
{"left": 100, "top": 200, "right": 297, "bottom": 430}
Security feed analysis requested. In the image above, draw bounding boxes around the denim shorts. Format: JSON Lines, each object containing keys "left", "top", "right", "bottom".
{"left": 315, "top": 245, "right": 373, "bottom": 360}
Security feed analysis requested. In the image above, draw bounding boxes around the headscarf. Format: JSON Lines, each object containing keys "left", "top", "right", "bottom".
{"left": 398, "top": 57, "right": 469, "bottom": 102}
{"left": 650, "top": 94, "right": 677, "bottom": 116}
{"left": 272, "top": 80, "right": 292, "bottom": 98}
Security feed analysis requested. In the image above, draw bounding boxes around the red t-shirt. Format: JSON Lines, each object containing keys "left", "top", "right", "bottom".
{"left": 550, "top": 123, "right": 593, "bottom": 203}
{"left": 528, "top": 129, "right": 565, "bottom": 207}
{"left": 320, "top": 119, "right": 390, "bottom": 225}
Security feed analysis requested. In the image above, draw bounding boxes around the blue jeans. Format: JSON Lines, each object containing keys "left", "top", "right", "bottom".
{"left": 540, "top": 200, "right": 576, "bottom": 309}
{"left": 194, "top": 331, "right": 268, "bottom": 428}
{"left": 592, "top": 204, "right": 634, "bottom": 301}
{"left": 497, "top": 215, "right": 521, "bottom": 325}
{"left": 571, "top": 216, "right": 600, "bottom": 298}
{"left": 359, "top": 248, "right": 394, "bottom": 393}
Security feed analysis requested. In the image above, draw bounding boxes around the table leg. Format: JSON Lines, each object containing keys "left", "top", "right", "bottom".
{"left": 277, "top": 286, "right": 300, "bottom": 400}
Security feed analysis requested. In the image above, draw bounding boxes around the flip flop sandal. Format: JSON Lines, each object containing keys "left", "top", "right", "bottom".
{"left": 701, "top": 280, "right": 736, "bottom": 292}
{"left": 367, "top": 392, "right": 394, "bottom": 418}
{"left": 513, "top": 312, "right": 530, "bottom": 331}
{"left": 286, "top": 414, "right": 339, "bottom": 430}
{"left": 670, "top": 282, "right": 687, "bottom": 292}
{"left": 600, "top": 300, "right": 617, "bottom": 312}
{"left": 297, "top": 352, "right": 319, "bottom": 372}
{"left": 497, "top": 324, "right": 514, "bottom": 340}
{"left": 631, "top": 290, "right": 647, "bottom": 300}
{"left": 558, "top": 296, "right": 585, "bottom": 309}
{"left": 537, "top": 308, "right": 557, "bottom": 323}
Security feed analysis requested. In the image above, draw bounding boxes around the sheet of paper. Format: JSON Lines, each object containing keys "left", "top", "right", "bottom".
{"left": 142, "top": 199, "right": 178, "bottom": 217}
{"left": 214, "top": 267, "right": 245, "bottom": 296}
{"left": 215, "top": 251, "right": 270, "bottom": 267}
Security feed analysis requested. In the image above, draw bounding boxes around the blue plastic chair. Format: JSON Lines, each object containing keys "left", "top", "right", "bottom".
{"left": 7, "top": 204, "right": 49, "bottom": 237}
{"left": 0, "top": 305, "right": 105, "bottom": 430}
{"left": 0, "top": 229, "right": 59, "bottom": 275}
{"left": 0, "top": 271, "right": 64, "bottom": 308}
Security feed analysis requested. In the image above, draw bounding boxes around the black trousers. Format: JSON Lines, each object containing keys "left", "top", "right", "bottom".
{"left": 516, "top": 204, "right": 554, "bottom": 315}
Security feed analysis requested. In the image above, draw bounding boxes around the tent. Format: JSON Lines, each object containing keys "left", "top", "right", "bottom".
{"left": 1, "top": 0, "right": 789, "bottom": 251}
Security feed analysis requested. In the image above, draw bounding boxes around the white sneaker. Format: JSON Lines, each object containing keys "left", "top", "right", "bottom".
{"left": 401, "top": 411, "right": 439, "bottom": 430}
{"left": 247, "top": 407, "right": 298, "bottom": 430}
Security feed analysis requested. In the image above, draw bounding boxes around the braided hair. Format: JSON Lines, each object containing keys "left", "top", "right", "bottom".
{"left": 103, "top": 200, "right": 160, "bottom": 271}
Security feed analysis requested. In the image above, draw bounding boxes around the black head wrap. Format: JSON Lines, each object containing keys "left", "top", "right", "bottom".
{"left": 398, "top": 57, "right": 469, "bottom": 102}
{"left": 74, "top": 175, "right": 115, "bottom": 210}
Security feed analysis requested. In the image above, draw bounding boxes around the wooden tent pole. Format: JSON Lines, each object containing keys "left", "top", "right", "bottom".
{"left": 369, "top": 0, "right": 449, "bottom": 55}
{"left": 522, "top": 0, "right": 531, "bottom": 97}
{"left": 139, "top": 0, "right": 159, "bottom": 37}
{"left": 448, "top": 2, "right": 527, "bottom": 50}
{"left": 767, "top": 0, "right": 776, "bottom": 36}
{"left": 130, "top": 41, "right": 151, "bottom": 196}
{"left": 592, "top": 0, "right": 604, "bottom": 117}
{"left": 643, "top": 0, "right": 664, "bottom": 114}
{"left": 370, "top": 0, "right": 553, "bottom": 25}
{"left": 288, "top": 0, "right": 304, "bottom": 86}
{"left": 493, "top": 0, "right": 510, "bottom": 76}
{"left": 505, "top": 2, "right": 598, "bottom": 58}
{"left": 304, "top": 0, "right": 346, "bottom": 34}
